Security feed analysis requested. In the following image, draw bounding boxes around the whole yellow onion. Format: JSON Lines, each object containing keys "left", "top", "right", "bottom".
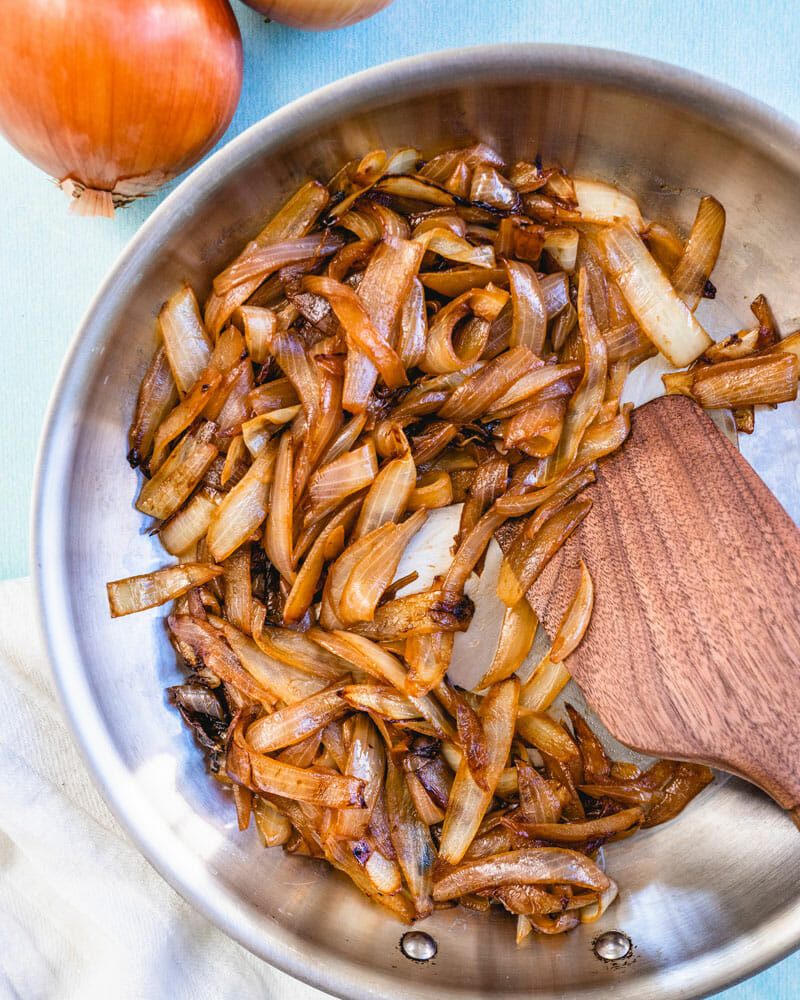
{"left": 0, "top": 0, "right": 243, "bottom": 217}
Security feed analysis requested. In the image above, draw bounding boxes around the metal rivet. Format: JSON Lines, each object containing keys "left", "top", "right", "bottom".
{"left": 593, "top": 930, "right": 632, "bottom": 961}
{"left": 400, "top": 931, "right": 437, "bottom": 962}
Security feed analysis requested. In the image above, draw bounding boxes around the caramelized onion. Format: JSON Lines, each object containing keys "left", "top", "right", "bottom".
{"left": 115, "top": 144, "right": 783, "bottom": 940}
{"left": 550, "top": 558, "right": 594, "bottom": 662}
{"left": 433, "top": 847, "right": 610, "bottom": 900}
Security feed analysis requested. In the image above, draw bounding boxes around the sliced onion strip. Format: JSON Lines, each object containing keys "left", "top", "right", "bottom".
{"left": 107, "top": 563, "right": 221, "bottom": 618}
{"left": 549, "top": 558, "right": 594, "bottom": 662}
{"left": 438, "top": 677, "right": 519, "bottom": 864}
{"left": 477, "top": 598, "right": 538, "bottom": 690}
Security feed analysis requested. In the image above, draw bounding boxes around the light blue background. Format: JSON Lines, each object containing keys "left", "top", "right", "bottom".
{"left": 2, "top": 1, "right": 798, "bottom": 996}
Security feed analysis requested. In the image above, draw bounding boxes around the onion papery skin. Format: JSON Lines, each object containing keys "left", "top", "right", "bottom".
{"left": 241, "top": 0, "right": 394, "bottom": 31}
{"left": 0, "top": 0, "right": 243, "bottom": 216}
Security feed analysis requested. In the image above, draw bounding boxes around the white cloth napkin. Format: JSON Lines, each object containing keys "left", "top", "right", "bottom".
{"left": 0, "top": 577, "right": 332, "bottom": 1000}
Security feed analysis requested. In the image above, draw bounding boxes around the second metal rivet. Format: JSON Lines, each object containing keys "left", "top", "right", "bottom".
{"left": 400, "top": 930, "right": 437, "bottom": 962}
{"left": 593, "top": 929, "right": 632, "bottom": 961}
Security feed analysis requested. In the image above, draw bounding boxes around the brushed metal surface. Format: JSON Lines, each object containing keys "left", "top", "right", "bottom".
{"left": 33, "top": 45, "right": 800, "bottom": 1000}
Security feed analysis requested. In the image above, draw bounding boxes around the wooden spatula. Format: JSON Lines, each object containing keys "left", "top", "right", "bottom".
{"left": 525, "top": 394, "right": 800, "bottom": 827}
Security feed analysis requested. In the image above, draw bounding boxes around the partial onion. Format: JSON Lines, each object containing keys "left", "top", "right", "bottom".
{"left": 0, "top": 0, "right": 243, "bottom": 216}
{"left": 240, "top": 0, "right": 394, "bottom": 31}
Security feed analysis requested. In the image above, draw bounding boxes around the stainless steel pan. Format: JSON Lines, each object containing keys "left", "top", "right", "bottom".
{"left": 33, "top": 45, "right": 800, "bottom": 1000}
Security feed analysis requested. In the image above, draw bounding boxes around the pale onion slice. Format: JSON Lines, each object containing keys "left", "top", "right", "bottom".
{"left": 324, "top": 838, "right": 415, "bottom": 924}
{"left": 405, "top": 629, "right": 455, "bottom": 697}
{"left": 373, "top": 174, "right": 457, "bottom": 205}
{"left": 221, "top": 434, "right": 248, "bottom": 487}
{"left": 159, "top": 284, "right": 213, "bottom": 395}
{"left": 158, "top": 489, "right": 221, "bottom": 556}
{"left": 237, "top": 305, "right": 276, "bottom": 365}
{"left": 405, "top": 772, "right": 445, "bottom": 825}
{"left": 107, "top": 562, "right": 222, "bottom": 618}
{"left": 476, "top": 598, "right": 538, "bottom": 689}
{"left": 241, "top": 407, "right": 300, "bottom": 457}
{"left": 516, "top": 914, "right": 534, "bottom": 945}
{"left": 319, "top": 523, "right": 389, "bottom": 630}
{"left": 364, "top": 847, "right": 403, "bottom": 896}
{"left": 307, "top": 441, "right": 378, "bottom": 516}
{"left": 579, "top": 878, "right": 619, "bottom": 923}
{"left": 519, "top": 653, "right": 571, "bottom": 713}
{"left": 253, "top": 797, "right": 291, "bottom": 847}
{"left": 416, "top": 227, "right": 496, "bottom": 268}
{"left": 573, "top": 179, "right": 644, "bottom": 231}
{"left": 516, "top": 712, "right": 580, "bottom": 762}
{"left": 543, "top": 228, "right": 579, "bottom": 273}
{"left": 600, "top": 223, "right": 713, "bottom": 366}
{"left": 354, "top": 449, "right": 416, "bottom": 539}
{"left": 206, "top": 443, "right": 277, "bottom": 563}
{"left": 222, "top": 545, "right": 252, "bottom": 635}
